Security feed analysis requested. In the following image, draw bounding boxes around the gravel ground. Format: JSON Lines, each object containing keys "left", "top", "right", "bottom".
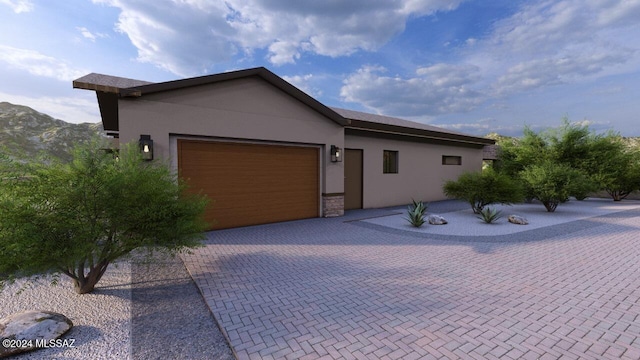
{"left": 131, "top": 252, "right": 234, "bottom": 360}
{"left": 0, "top": 252, "right": 234, "bottom": 360}
{"left": 364, "top": 198, "right": 640, "bottom": 237}
{"left": 0, "top": 263, "right": 132, "bottom": 359}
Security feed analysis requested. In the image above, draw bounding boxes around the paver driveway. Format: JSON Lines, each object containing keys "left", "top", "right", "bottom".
{"left": 182, "top": 201, "right": 640, "bottom": 360}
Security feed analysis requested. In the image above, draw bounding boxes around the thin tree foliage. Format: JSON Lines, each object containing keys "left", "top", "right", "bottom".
{"left": 0, "top": 140, "right": 208, "bottom": 294}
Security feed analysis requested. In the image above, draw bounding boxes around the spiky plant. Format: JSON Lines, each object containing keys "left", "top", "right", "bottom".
{"left": 405, "top": 199, "right": 428, "bottom": 227}
{"left": 477, "top": 207, "right": 502, "bottom": 224}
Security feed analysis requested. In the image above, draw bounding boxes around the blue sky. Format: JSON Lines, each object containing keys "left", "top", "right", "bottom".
{"left": 1, "top": 0, "right": 639, "bottom": 137}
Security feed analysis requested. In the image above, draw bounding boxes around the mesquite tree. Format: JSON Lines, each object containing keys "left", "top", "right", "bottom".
{"left": 0, "top": 140, "right": 208, "bottom": 294}
{"left": 443, "top": 168, "right": 524, "bottom": 214}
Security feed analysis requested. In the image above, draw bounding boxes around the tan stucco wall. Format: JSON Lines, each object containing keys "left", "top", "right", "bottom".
{"left": 117, "top": 77, "right": 344, "bottom": 194}
{"left": 345, "top": 134, "right": 484, "bottom": 208}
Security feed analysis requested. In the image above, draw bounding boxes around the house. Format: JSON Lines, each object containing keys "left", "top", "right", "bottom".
{"left": 73, "top": 67, "right": 494, "bottom": 230}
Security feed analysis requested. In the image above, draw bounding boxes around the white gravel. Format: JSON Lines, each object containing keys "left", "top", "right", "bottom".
{"left": 365, "top": 198, "right": 640, "bottom": 236}
{"left": 0, "top": 262, "right": 132, "bottom": 359}
{"left": 0, "top": 252, "right": 235, "bottom": 360}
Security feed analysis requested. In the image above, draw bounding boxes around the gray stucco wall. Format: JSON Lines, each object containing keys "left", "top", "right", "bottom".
{"left": 116, "top": 77, "right": 345, "bottom": 195}
{"left": 345, "top": 134, "right": 484, "bottom": 208}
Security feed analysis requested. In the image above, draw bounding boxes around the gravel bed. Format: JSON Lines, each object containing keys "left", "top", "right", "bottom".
{"left": 1, "top": 252, "right": 234, "bottom": 359}
{"left": 364, "top": 198, "right": 640, "bottom": 236}
{"left": 0, "top": 263, "right": 132, "bottom": 359}
{"left": 131, "top": 252, "right": 234, "bottom": 360}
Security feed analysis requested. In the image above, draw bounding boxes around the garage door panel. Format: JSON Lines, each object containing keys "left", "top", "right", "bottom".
{"left": 178, "top": 140, "right": 319, "bottom": 230}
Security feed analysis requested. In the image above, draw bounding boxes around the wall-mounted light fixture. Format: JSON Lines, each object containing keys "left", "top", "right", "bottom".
{"left": 330, "top": 145, "right": 342, "bottom": 162}
{"left": 139, "top": 135, "right": 154, "bottom": 161}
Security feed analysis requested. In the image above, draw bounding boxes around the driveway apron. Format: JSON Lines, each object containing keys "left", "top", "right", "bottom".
{"left": 181, "top": 206, "right": 640, "bottom": 360}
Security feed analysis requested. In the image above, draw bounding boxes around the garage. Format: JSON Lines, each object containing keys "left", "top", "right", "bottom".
{"left": 178, "top": 139, "right": 320, "bottom": 230}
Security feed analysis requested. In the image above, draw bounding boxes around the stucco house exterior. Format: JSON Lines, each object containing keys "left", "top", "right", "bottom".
{"left": 73, "top": 67, "right": 494, "bottom": 230}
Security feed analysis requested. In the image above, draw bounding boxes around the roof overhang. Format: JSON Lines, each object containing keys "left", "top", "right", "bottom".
{"left": 73, "top": 67, "right": 349, "bottom": 132}
{"left": 73, "top": 68, "right": 495, "bottom": 147}
{"left": 73, "top": 73, "right": 153, "bottom": 132}
{"left": 345, "top": 120, "right": 495, "bottom": 147}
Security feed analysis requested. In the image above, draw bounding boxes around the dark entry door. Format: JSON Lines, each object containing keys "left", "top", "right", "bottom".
{"left": 344, "top": 149, "right": 363, "bottom": 210}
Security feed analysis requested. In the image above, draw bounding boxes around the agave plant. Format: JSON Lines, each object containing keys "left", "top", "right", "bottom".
{"left": 477, "top": 207, "right": 502, "bottom": 224}
{"left": 405, "top": 199, "right": 428, "bottom": 227}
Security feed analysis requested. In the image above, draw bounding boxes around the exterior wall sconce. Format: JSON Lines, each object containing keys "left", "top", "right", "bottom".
{"left": 330, "top": 145, "right": 342, "bottom": 162}
{"left": 139, "top": 135, "right": 154, "bottom": 161}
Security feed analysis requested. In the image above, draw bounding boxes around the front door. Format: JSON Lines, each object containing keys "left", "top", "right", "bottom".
{"left": 344, "top": 149, "right": 363, "bottom": 210}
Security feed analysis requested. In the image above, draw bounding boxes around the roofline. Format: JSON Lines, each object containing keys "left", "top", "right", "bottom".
{"left": 119, "top": 67, "right": 349, "bottom": 126}
{"left": 72, "top": 67, "right": 495, "bottom": 146}
{"left": 345, "top": 120, "right": 495, "bottom": 146}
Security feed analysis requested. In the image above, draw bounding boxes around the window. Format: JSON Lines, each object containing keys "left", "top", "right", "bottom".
{"left": 383, "top": 150, "right": 398, "bottom": 173}
{"left": 442, "top": 155, "right": 462, "bottom": 165}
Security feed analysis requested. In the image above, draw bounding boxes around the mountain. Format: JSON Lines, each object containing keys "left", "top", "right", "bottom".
{"left": 0, "top": 102, "right": 103, "bottom": 162}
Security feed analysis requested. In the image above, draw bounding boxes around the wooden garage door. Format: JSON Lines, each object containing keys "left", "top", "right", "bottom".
{"left": 178, "top": 140, "right": 319, "bottom": 230}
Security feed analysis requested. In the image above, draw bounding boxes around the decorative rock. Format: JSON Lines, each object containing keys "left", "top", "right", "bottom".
{"left": 428, "top": 214, "right": 448, "bottom": 225}
{"left": 508, "top": 215, "right": 529, "bottom": 225}
{"left": 0, "top": 310, "right": 73, "bottom": 358}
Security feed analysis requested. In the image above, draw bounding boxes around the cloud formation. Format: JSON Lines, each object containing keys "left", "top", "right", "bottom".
{"left": 341, "top": 64, "right": 485, "bottom": 117}
{"left": 76, "top": 27, "right": 110, "bottom": 42}
{"left": 0, "top": 0, "right": 33, "bottom": 13}
{"left": 282, "top": 74, "right": 323, "bottom": 98}
{"left": 92, "top": 0, "right": 464, "bottom": 75}
{"left": 0, "top": 45, "right": 87, "bottom": 82}
{"left": 340, "top": 0, "right": 640, "bottom": 119}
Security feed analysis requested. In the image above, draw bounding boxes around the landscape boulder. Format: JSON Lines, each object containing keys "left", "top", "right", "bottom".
{"left": 428, "top": 214, "right": 448, "bottom": 225}
{"left": 0, "top": 310, "right": 73, "bottom": 358}
{"left": 508, "top": 215, "right": 529, "bottom": 225}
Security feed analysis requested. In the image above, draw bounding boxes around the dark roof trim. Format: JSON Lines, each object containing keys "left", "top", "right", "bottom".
{"left": 73, "top": 68, "right": 495, "bottom": 146}
{"left": 346, "top": 120, "right": 495, "bottom": 146}
{"left": 119, "top": 67, "right": 349, "bottom": 126}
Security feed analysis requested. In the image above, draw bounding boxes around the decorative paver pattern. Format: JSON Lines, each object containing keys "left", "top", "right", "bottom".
{"left": 182, "top": 205, "right": 640, "bottom": 359}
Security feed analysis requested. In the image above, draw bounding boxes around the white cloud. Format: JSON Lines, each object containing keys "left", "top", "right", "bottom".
{"left": 341, "top": 64, "right": 485, "bottom": 117}
{"left": 92, "top": 0, "right": 465, "bottom": 74}
{"left": 93, "top": 0, "right": 236, "bottom": 76}
{"left": 227, "top": 0, "right": 464, "bottom": 64}
{"left": 0, "top": 0, "right": 33, "bottom": 13}
{"left": 0, "top": 45, "right": 88, "bottom": 82}
{"left": 493, "top": 49, "right": 633, "bottom": 95}
{"left": 76, "top": 27, "right": 109, "bottom": 42}
{"left": 481, "top": 0, "right": 640, "bottom": 96}
{"left": 282, "top": 74, "right": 322, "bottom": 98}
{"left": 340, "top": 0, "right": 640, "bottom": 121}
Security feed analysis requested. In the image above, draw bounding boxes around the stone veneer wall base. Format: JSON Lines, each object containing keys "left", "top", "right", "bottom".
{"left": 322, "top": 194, "right": 344, "bottom": 217}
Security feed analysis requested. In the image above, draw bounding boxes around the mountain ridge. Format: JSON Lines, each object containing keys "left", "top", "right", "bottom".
{"left": 0, "top": 102, "right": 103, "bottom": 162}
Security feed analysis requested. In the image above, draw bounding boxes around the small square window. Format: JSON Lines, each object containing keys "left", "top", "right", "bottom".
{"left": 442, "top": 155, "right": 462, "bottom": 165}
{"left": 383, "top": 150, "right": 398, "bottom": 173}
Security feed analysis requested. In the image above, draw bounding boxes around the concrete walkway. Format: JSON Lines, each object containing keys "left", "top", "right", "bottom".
{"left": 182, "top": 200, "right": 640, "bottom": 359}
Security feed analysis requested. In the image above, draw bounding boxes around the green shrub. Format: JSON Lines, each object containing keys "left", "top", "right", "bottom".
{"left": 405, "top": 199, "right": 428, "bottom": 227}
{"left": 443, "top": 168, "right": 524, "bottom": 214}
{"left": 571, "top": 172, "right": 599, "bottom": 200}
{"left": 477, "top": 207, "right": 502, "bottom": 223}
{"left": 520, "top": 161, "right": 584, "bottom": 212}
{"left": 587, "top": 136, "right": 640, "bottom": 201}
{"left": 0, "top": 140, "right": 208, "bottom": 294}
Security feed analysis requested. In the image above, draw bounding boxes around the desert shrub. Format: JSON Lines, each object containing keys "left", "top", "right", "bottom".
{"left": 494, "top": 120, "right": 640, "bottom": 202}
{"left": 586, "top": 135, "right": 640, "bottom": 201}
{"left": 0, "top": 140, "right": 208, "bottom": 294}
{"left": 520, "top": 161, "right": 584, "bottom": 212}
{"left": 443, "top": 168, "right": 524, "bottom": 214}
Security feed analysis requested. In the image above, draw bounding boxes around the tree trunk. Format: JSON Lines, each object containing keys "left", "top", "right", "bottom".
{"left": 543, "top": 200, "right": 558, "bottom": 212}
{"left": 72, "top": 261, "right": 110, "bottom": 294}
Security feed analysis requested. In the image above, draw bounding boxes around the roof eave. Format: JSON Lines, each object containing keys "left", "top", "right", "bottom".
{"left": 346, "top": 120, "right": 495, "bottom": 146}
